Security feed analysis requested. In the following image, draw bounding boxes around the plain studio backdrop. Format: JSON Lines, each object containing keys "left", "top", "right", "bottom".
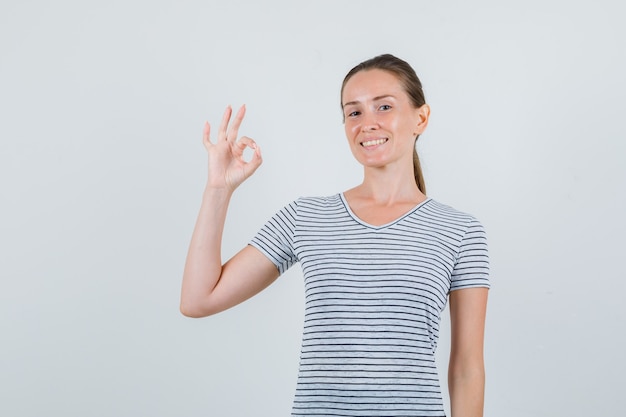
{"left": 1, "top": 1, "right": 624, "bottom": 416}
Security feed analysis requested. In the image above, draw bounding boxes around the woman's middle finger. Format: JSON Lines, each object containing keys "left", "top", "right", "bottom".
{"left": 226, "top": 105, "right": 246, "bottom": 142}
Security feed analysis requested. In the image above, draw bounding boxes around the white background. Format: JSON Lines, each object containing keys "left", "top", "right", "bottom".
{"left": 1, "top": 1, "right": 624, "bottom": 416}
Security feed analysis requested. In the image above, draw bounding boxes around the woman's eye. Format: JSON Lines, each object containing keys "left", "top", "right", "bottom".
{"left": 347, "top": 111, "right": 360, "bottom": 117}
{"left": 379, "top": 104, "right": 391, "bottom": 111}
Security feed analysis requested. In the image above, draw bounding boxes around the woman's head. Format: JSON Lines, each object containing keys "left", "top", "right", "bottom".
{"left": 341, "top": 54, "right": 428, "bottom": 194}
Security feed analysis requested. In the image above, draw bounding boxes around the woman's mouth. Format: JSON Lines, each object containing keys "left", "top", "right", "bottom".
{"left": 360, "top": 138, "right": 388, "bottom": 147}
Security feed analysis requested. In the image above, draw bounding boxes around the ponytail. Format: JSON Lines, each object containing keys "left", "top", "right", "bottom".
{"left": 412, "top": 146, "right": 426, "bottom": 194}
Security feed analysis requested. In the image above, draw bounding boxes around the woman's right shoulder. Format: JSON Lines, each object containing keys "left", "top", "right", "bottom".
{"left": 294, "top": 193, "right": 342, "bottom": 206}
{"left": 275, "top": 194, "right": 343, "bottom": 218}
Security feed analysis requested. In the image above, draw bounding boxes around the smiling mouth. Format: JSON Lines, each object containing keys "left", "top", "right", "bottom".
{"left": 361, "top": 138, "right": 388, "bottom": 147}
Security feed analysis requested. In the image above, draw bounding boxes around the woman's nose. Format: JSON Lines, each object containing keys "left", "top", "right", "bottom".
{"left": 361, "top": 111, "right": 379, "bottom": 131}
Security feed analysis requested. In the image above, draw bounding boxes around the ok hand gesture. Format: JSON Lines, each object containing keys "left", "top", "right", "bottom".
{"left": 203, "top": 105, "right": 262, "bottom": 192}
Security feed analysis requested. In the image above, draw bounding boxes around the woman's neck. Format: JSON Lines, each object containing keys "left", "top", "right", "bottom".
{"left": 346, "top": 164, "right": 425, "bottom": 205}
{"left": 342, "top": 170, "right": 427, "bottom": 227}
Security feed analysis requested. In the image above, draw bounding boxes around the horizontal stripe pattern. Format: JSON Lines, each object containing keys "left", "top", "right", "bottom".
{"left": 250, "top": 194, "right": 489, "bottom": 416}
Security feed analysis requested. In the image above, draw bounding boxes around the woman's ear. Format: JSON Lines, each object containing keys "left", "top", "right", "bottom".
{"left": 414, "top": 104, "right": 431, "bottom": 136}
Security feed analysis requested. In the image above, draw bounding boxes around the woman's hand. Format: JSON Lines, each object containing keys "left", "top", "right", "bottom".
{"left": 203, "top": 105, "right": 262, "bottom": 191}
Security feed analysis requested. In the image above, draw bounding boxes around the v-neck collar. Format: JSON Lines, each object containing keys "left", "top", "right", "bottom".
{"left": 339, "top": 193, "right": 431, "bottom": 230}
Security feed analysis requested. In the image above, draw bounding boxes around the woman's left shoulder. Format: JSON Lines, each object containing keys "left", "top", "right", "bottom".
{"left": 421, "top": 198, "right": 485, "bottom": 227}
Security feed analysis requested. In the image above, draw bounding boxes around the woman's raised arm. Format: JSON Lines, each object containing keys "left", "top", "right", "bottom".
{"left": 180, "top": 105, "right": 279, "bottom": 318}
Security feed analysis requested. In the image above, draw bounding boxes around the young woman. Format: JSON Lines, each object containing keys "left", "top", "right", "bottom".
{"left": 181, "top": 54, "right": 490, "bottom": 417}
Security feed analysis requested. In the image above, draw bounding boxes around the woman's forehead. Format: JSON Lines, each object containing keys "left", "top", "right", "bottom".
{"left": 342, "top": 70, "right": 405, "bottom": 104}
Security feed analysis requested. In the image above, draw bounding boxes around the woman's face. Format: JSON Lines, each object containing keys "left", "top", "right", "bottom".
{"left": 341, "top": 69, "right": 428, "bottom": 170}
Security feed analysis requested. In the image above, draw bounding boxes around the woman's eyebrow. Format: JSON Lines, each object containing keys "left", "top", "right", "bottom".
{"left": 342, "top": 94, "right": 396, "bottom": 108}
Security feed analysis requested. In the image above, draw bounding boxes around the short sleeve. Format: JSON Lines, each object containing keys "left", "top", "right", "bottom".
{"left": 249, "top": 200, "right": 299, "bottom": 275}
{"left": 450, "top": 217, "right": 490, "bottom": 291}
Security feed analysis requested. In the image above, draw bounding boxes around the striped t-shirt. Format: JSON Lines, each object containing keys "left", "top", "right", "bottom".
{"left": 250, "top": 194, "right": 490, "bottom": 417}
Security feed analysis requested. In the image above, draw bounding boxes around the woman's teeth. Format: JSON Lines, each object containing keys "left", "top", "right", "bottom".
{"left": 361, "top": 138, "right": 387, "bottom": 147}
